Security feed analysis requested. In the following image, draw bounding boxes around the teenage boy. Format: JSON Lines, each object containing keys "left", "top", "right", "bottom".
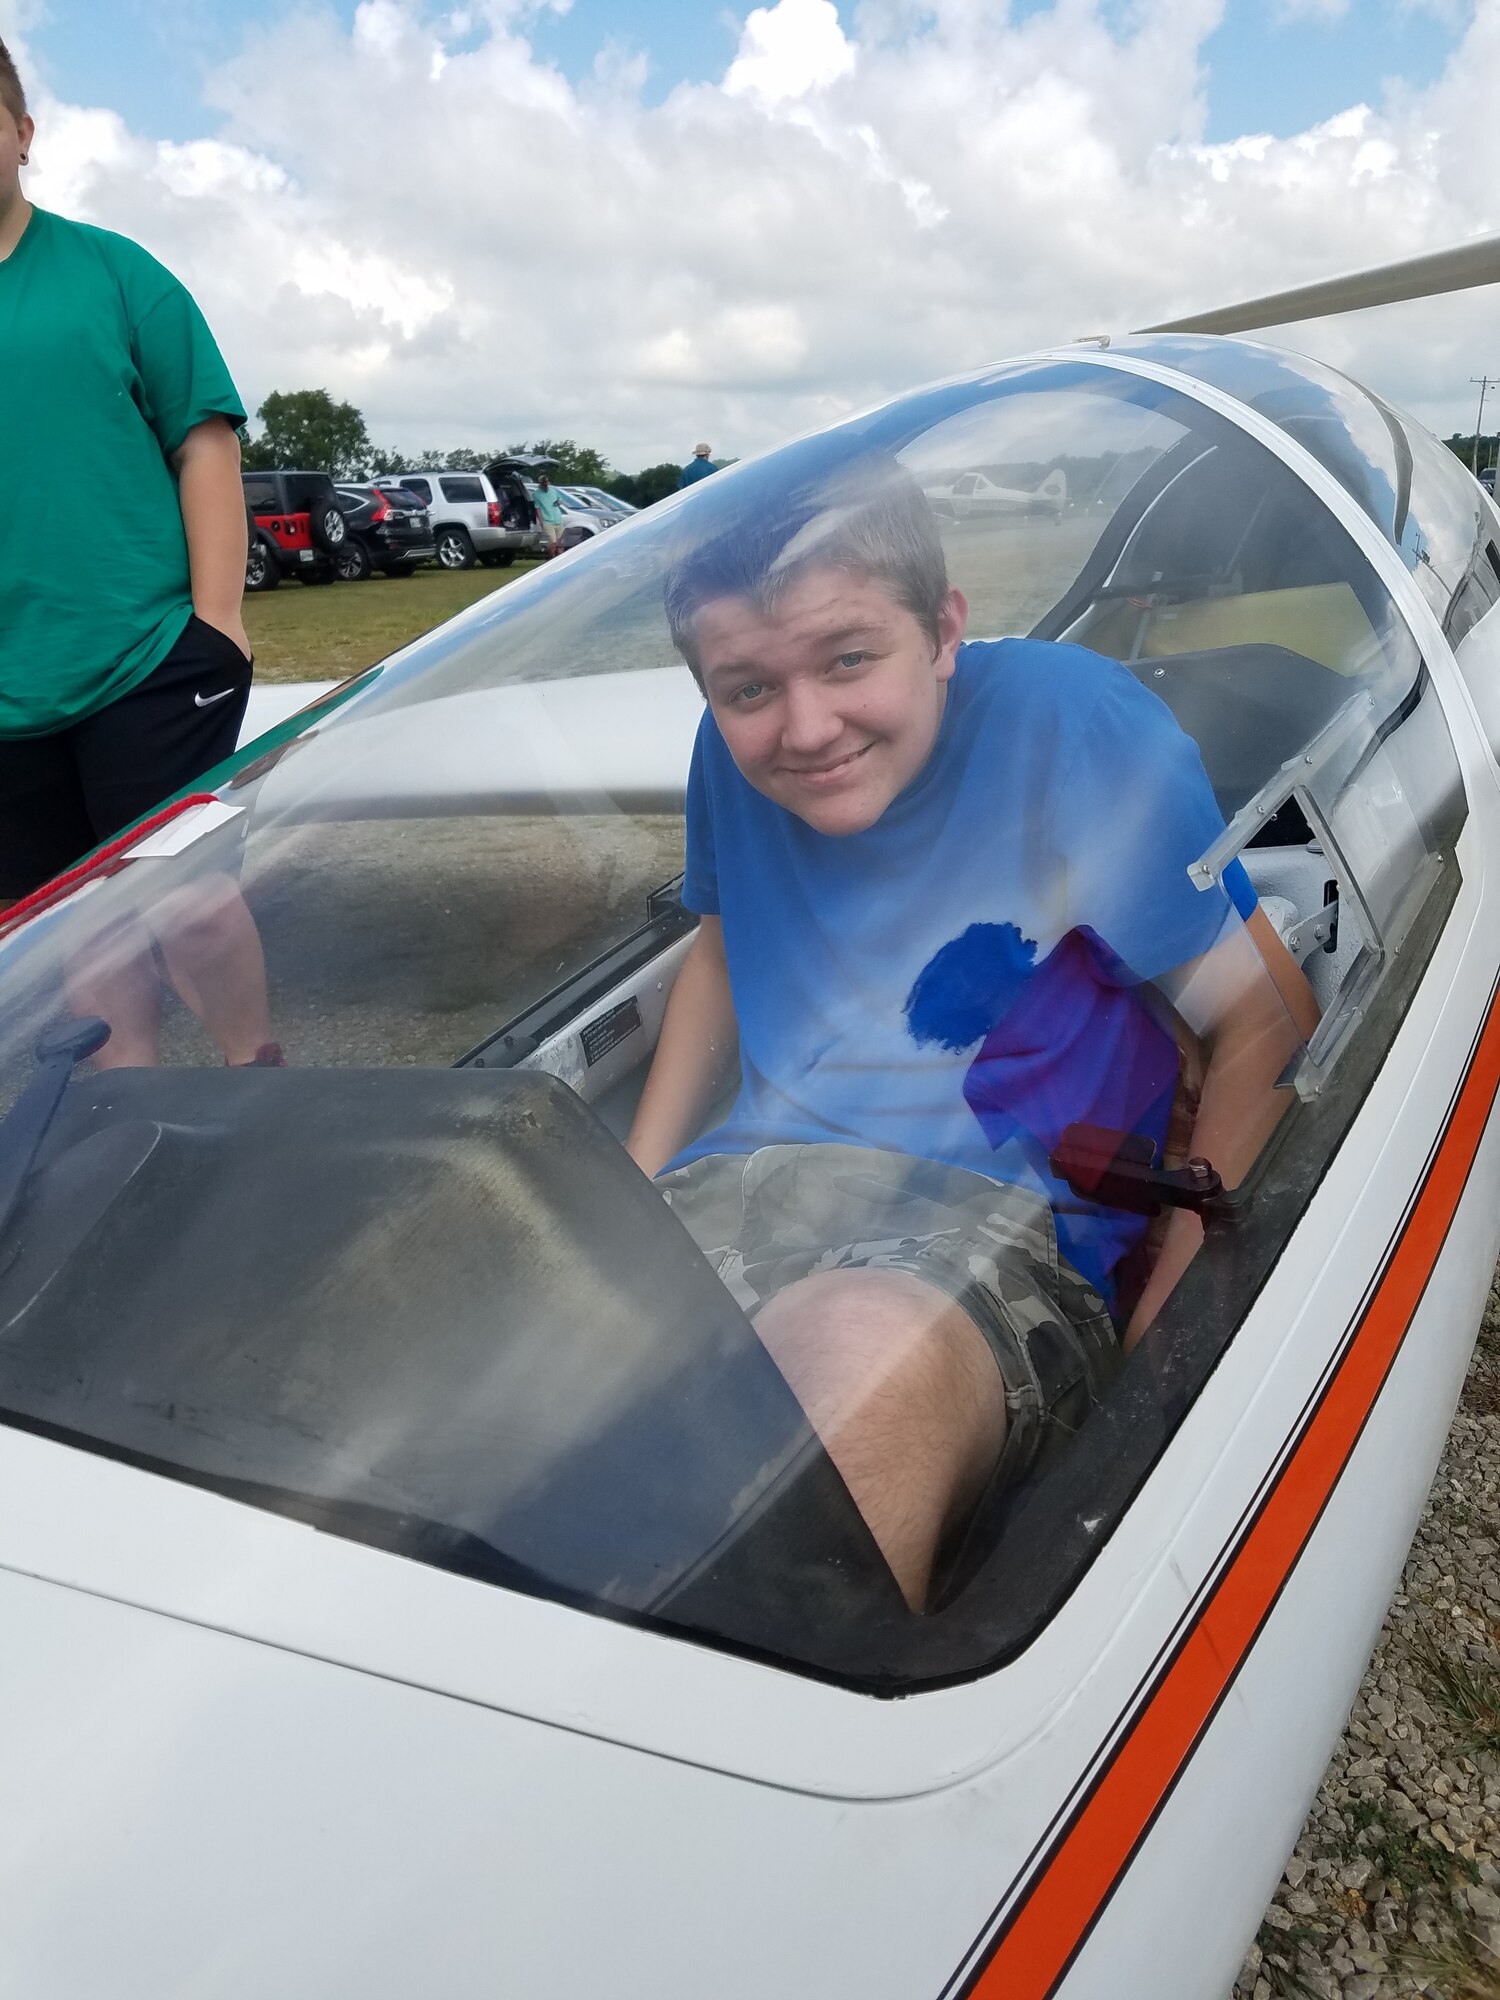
{"left": 627, "top": 462, "right": 1319, "bottom": 1610}
{"left": 0, "top": 40, "right": 279, "bottom": 1067}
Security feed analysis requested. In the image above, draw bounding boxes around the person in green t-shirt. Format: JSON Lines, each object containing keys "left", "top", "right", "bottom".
{"left": 0, "top": 40, "right": 281, "bottom": 1067}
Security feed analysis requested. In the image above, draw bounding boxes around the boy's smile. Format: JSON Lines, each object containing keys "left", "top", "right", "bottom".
{"left": 693, "top": 568, "right": 969, "bottom": 836}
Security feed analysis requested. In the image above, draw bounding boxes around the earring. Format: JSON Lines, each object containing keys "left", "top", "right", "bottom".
{"left": 18, "top": 153, "right": 27, "bottom": 164}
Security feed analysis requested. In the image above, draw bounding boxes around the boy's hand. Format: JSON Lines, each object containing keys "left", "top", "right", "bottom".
{"left": 201, "top": 612, "right": 252, "bottom": 663}
{"left": 1125, "top": 909, "right": 1319, "bottom": 1348}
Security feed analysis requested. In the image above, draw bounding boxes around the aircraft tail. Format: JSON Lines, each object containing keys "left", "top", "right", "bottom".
{"left": 1037, "top": 468, "right": 1068, "bottom": 510}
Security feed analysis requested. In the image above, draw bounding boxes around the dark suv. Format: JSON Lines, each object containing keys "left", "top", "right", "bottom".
{"left": 243, "top": 470, "right": 349, "bottom": 590}
{"left": 334, "top": 485, "right": 436, "bottom": 580}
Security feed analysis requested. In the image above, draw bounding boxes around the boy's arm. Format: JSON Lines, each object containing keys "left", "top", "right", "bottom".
{"left": 172, "top": 417, "right": 250, "bottom": 660}
{"left": 626, "top": 916, "right": 739, "bottom": 1178}
{"left": 1124, "top": 909, "right": 1320, "bottom": 1348}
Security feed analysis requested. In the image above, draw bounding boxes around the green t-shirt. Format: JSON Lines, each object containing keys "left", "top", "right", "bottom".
{"left": 0, "top": 208, "right": 245, "bottom": 737}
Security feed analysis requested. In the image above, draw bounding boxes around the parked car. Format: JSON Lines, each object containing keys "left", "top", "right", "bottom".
{"left": 242, "top": 470, "right": 347, "bottom": 590}
{"left": 333, "top": 484, "right": 436, "bottom": 580}
{"left": 566, "top": 486, "right": 638, "bottom": 519}
{"left": 549, "top": 488, "right": 621, "bottom": 542}
{"left": 375, "top": 469, "right": 538, "bottom": 570}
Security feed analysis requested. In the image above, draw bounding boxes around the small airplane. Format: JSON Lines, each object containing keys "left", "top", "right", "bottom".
{"left": 923, "top": 465, "right": 1069, "bottom": 521}
{"left": 2, "top": 229, "right": 1500, "bottom": 2000}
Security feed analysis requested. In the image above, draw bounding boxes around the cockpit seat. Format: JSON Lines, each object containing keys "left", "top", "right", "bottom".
{"left": 1119, "top": 641, "right": 1352, "bottom": 819}
{"left": 1134, "top": 582, "right": 1378, "bottom": 674}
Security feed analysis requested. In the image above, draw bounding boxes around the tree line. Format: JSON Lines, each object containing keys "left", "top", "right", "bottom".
{"left": 1442, "top": 432, "right": 1498, "bottom": 476}
{"left": 245, "top": 392, "right": 1500, "bottom": 496}
{"left": 238, "top": 388, "right": 695, "bottom": 508}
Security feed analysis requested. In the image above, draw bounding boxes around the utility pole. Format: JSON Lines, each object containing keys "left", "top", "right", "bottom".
{"left": 1472, "top": 375, "right": 1499, "bottom": 473}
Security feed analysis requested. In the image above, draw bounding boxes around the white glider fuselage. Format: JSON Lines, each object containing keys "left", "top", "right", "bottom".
{"left": 0, "top": 339, "right": 1496, "bottom": 1998}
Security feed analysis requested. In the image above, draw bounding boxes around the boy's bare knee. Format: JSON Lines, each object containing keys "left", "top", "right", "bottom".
{"left": 753, "top": 1267, "right": 1007, "bottom": 1608}
{"left": 758, "top": 1269, "right": 970, "bottom": 1398}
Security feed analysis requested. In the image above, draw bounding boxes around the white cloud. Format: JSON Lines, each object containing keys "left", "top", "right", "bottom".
{"left": 1275, "top": 0, "right": 1352, "bottom": 20}
{"left": 4, "top": 0, "right": 1499, "bottom": 465}
{"left": 725, "top": 0, "right": 857, "bottom": 105}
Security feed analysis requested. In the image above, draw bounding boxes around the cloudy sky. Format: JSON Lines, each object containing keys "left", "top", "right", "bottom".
{"left": 5, "top": 0, "right": 1499, "bottom": 470}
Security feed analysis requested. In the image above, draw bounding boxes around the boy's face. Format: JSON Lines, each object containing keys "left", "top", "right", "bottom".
{"left": 693, "top": 567, "right": 968, "bottom": 836}
{"left": 0, "top": 104, "right": 32, "bottom": 203}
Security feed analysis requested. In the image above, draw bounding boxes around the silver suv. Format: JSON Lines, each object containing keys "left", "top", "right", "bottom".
{"left": 376, "top": 470, "right": 537, "bottom": 570}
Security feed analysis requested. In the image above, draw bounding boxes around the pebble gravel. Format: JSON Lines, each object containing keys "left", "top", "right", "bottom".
{"left": 1234, "top": 1280, "right": 1500, "bottom": 2000}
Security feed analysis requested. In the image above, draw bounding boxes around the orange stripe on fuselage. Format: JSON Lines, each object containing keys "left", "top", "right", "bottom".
{"left": 966, "top": 986, "right": 1500, "bottom": 2000}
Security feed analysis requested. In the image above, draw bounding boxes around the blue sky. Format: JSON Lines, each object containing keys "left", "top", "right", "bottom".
{"left": 21, "top": 0, "right": 1470, "bottom": 142}
{"left": 1200, "top": 1, "right": 1462, "bottom": 139}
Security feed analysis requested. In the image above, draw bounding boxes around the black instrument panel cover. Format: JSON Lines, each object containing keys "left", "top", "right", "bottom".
{"left": 0, "top": 1066, "right": 901, "bottom": 1677}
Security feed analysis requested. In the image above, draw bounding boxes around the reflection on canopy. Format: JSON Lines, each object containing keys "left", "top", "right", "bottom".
{"left": 1111, "top": 334, "right": 1498, "bottom": 640}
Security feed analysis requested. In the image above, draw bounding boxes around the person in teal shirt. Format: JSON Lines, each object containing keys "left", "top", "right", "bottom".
{"left": 0, "top": 39, "right": 280, "bottom": 1067}
{"left": 531, "top": 474, "right": 569, "bottom": 557}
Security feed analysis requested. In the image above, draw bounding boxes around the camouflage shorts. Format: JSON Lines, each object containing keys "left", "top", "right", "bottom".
{"left": 657, "top": 1144, "right": 1119, "bottom": 1490}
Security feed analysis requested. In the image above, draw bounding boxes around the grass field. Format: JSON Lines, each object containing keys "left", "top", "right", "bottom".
{"left": 243, "top": 562, "right": 542, "bottom": 684}
{"left": 239, "top": 514, "right": 1093, "bottom": 689}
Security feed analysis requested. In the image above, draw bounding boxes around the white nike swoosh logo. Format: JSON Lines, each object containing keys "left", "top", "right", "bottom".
{"left": 194, "top": 688, "right": 237, "bottom": 708}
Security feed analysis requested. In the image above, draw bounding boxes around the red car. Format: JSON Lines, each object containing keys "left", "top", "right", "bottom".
{"left": 243, "top": 470, "right": 349, "bottom": 590}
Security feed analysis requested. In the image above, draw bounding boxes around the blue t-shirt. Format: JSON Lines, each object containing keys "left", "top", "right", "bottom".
{"left": 671, "top": 638, "right": 1257, "bottom": 1297}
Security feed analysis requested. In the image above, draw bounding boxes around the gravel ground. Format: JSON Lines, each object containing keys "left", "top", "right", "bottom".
{"left": 1234, "top": 1282, "right": 1500, "bottom": 2000}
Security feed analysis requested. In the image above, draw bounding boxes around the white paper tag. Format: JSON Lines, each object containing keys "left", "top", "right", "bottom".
{"left": 125, "top": 800, "right": 244, "bottom": 859}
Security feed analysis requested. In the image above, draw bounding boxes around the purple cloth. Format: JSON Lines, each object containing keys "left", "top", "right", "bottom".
{"left": 961, "top": 927, "right": 1180, "bottom": 1169}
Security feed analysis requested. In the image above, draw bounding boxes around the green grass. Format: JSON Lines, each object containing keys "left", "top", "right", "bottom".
{"left": 1393, "top": 1936, "right": 1500, "bottom": 1999}
{"left": 1413, "top": 1633, "right": 1500, "bottom": 1759}
{"left": 1339, "top": 1794, "right": 1481, "bottom": 1900}
{"left": 243, "top": 562, "right": 541, "bottom": 683}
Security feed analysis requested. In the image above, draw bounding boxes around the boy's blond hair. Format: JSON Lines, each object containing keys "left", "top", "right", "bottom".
{"left": 0, "top": 40, "right": 27, "bottom": 128}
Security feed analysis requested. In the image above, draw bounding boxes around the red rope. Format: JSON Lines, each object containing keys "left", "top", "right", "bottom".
{"left": 0, "top": 792, "right": 220, "bottom": 942}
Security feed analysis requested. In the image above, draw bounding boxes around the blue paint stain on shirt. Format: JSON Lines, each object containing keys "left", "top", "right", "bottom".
{"left": 903, "top": 921, "right": 1038, "bottom": 1053}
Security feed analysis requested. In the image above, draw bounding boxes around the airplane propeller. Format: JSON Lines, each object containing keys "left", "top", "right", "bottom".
{"left": 1135, "top": 230, "right": 1500, "bottom": 336}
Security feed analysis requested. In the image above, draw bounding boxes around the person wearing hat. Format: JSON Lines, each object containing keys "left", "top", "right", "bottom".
{"left": 679, "top": 443, "right": 718, "bottom": 490}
